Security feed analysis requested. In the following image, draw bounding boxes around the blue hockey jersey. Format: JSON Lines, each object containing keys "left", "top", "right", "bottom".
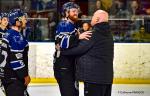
{"left": 55, "top": 20, "right": 79, "bottom": 49}
{"left": 0, "top": 29, "right": 29, "bottom": 80}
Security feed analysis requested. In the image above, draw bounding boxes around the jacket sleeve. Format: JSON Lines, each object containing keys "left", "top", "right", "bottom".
{"left": 61, "top": 36, "right": 94, "bottom": 56}
{"left": 55, "top": 22, "right": 79, "bottom": 49}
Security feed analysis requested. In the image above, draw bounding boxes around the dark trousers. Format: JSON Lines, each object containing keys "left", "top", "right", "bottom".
{"left": 84, "top": 82, "right": 112, "bottom": 96}
{"left": 54, "top": 55, "right": 79, "bottom": 96}
{"left": 2, "top": 79, "right": 26, "bottom": 96}
{"left": 54, "top": 68, "right": 79, "bottom": 96}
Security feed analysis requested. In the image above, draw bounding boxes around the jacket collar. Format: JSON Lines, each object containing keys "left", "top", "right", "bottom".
{"left": 93, "top": 22, "right": 109, "bottom": 30}
{"left": 93, "top": 22, "right": 110, "bottom": 34}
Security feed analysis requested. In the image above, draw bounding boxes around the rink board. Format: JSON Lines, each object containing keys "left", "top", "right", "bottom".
{"left": 28, "top": 42, "right": 150, "bottom": 84}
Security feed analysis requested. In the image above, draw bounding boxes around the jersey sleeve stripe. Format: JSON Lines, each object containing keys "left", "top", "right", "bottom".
{"left": 10, "top": 60, "right": 25, "bottom": 70}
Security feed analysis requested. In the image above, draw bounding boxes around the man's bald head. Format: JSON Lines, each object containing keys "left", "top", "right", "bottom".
{"left": 91, "top": 10, "right": 109, "bottom": 26}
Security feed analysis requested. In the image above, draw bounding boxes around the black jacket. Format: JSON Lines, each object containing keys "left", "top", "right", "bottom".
{"left": 62, "top": 22, "right": 114, "bottom": 84}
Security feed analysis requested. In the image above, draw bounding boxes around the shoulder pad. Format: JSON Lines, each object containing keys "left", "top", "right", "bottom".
{"left": 56, "top": 20, "right": 75, "bottom": 34}
{"left": 3, "top": 32, "right": 10, "bottom": 39}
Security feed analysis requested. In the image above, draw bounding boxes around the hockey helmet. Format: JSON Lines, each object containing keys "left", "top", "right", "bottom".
{"left": 0, "top": 12, "right": 8, "bottom": 19}
{"left": 9, "top": 9, "right": 26, "bottom": 26}
{"left": 62, "top": 2, "right": 80, "bottom": 17}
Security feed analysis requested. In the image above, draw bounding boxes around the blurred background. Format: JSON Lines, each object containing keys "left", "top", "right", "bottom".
{"left": 0, "top": 0, "right": 150, "bottom": 42}
{"left": 0, "top": 0, "right": 150, "bottom": 95}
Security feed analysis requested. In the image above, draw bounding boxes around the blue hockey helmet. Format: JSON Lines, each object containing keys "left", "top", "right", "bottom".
{"left": 0, "top": 12, "right": 8, "bottom": 19}
{"left": 62, "top": 2, "right": 80, "bottom": 17}
{"left": 9, "top": 9, "right": 26, "bottom": 26}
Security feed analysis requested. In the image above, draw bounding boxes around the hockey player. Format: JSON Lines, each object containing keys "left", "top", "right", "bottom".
{"left": 0, "top": 12, "right": 9, "bottom": 77}
{"left": 0, "top": 9, "right": 30, "bottom": 96}
{"left": 0, "top": 12, "right": 9, "bottom": 44}
{"left": 54, "top": 2, "right": 91, "bottom": 96}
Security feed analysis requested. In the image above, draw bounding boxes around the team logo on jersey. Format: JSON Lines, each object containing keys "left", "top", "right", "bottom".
{"left": 3, "top": 32, "right": 9, "bottom": 38}
{"left": 15, "top": 53, "right": 23, "bottom": 59}
{"left": 13, "top": 35, "right": 23, "bottom": 44}
{"left": 19, "top": 60, "right": 25, "bottom": 67}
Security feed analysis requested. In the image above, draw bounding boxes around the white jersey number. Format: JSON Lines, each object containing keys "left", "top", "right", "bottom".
{"left": 0, "top": 50, "right": 7, "bottom": 67}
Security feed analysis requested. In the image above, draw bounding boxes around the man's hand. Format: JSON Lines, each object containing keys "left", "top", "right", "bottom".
{"left": 79, "top": 31, "right": 92, "bottom": 40}
{"left": 24, "top": 75, "right": 31, "bottom": 86}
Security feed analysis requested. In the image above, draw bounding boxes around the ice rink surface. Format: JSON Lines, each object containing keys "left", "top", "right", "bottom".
{"left": 1, "top": 84, "right": 149, "bottom": 96}
{"left": 28, "top": 84, "right": 150, "bottom": 96}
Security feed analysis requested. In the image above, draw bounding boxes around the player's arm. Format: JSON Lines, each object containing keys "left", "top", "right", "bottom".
{"left": 9, "top": 45, "right": 29, "bottom": 80}
{"left": 23, "top": 44, "right": 29, "bottom": 76}
{"left": 55, "top": 26, "right": 79, "bottom": 49}
{"left": 0, "top": 34, "right": 10, "bottom": 78}
{"left": 55, "top": 22, "right": 92, "bottom": 49}
{"left": 1, "top": 34, "right": 29, "bottom": 80}
{"left": 61, "top": 35, "right": 94, "bottom": 56}
{"left": 23, "top": 44, "right": 30, "bottom": 86}
{"left": 0, "top": 35, "right": 9, "bottom": 66}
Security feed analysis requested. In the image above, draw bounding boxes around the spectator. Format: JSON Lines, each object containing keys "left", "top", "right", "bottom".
{"left": 48, "top": 12, "right": 56, "bottom": 41}
{"left": 129, "top": 0, "right": 143, "bottom": 37}
{"left": 138, "top": 0, "right": 150, "bottom": 15}
{"left": 22, "top": 0, "right": 31, "bottom": 12}
{"left": 80, "top": 22, "right": 91, "bottom": 33}
{"left": 101, "top": 0, "right": 113, "bottom": 11}
{"left": 95, "top": 0, "right": 112, "bottom": 12}
{"left": 45, "top": 0, "right": 57, "bottom": 9}
{"left": 31, "top": 0, "right": 44, "bottom": 11}
{"left": 129, "top": 0, "right": 146, "bottom": 15}
{"left": 146, "top": 8, "right": 150, "bottom": 15}
{"left": 95, "top": 0, "right": 101, "bottom": 10}
{"left": 110, "top": 0, "right": 130, "bottom": 18}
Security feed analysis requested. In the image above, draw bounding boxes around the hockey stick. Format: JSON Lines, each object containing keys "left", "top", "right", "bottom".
{"left": 24, "top": 89, "right": 30, "bottom": 96}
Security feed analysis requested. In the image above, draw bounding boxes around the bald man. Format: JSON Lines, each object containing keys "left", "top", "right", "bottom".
{"left": 61, "top": 10, "right": 114, "bottom": 96}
